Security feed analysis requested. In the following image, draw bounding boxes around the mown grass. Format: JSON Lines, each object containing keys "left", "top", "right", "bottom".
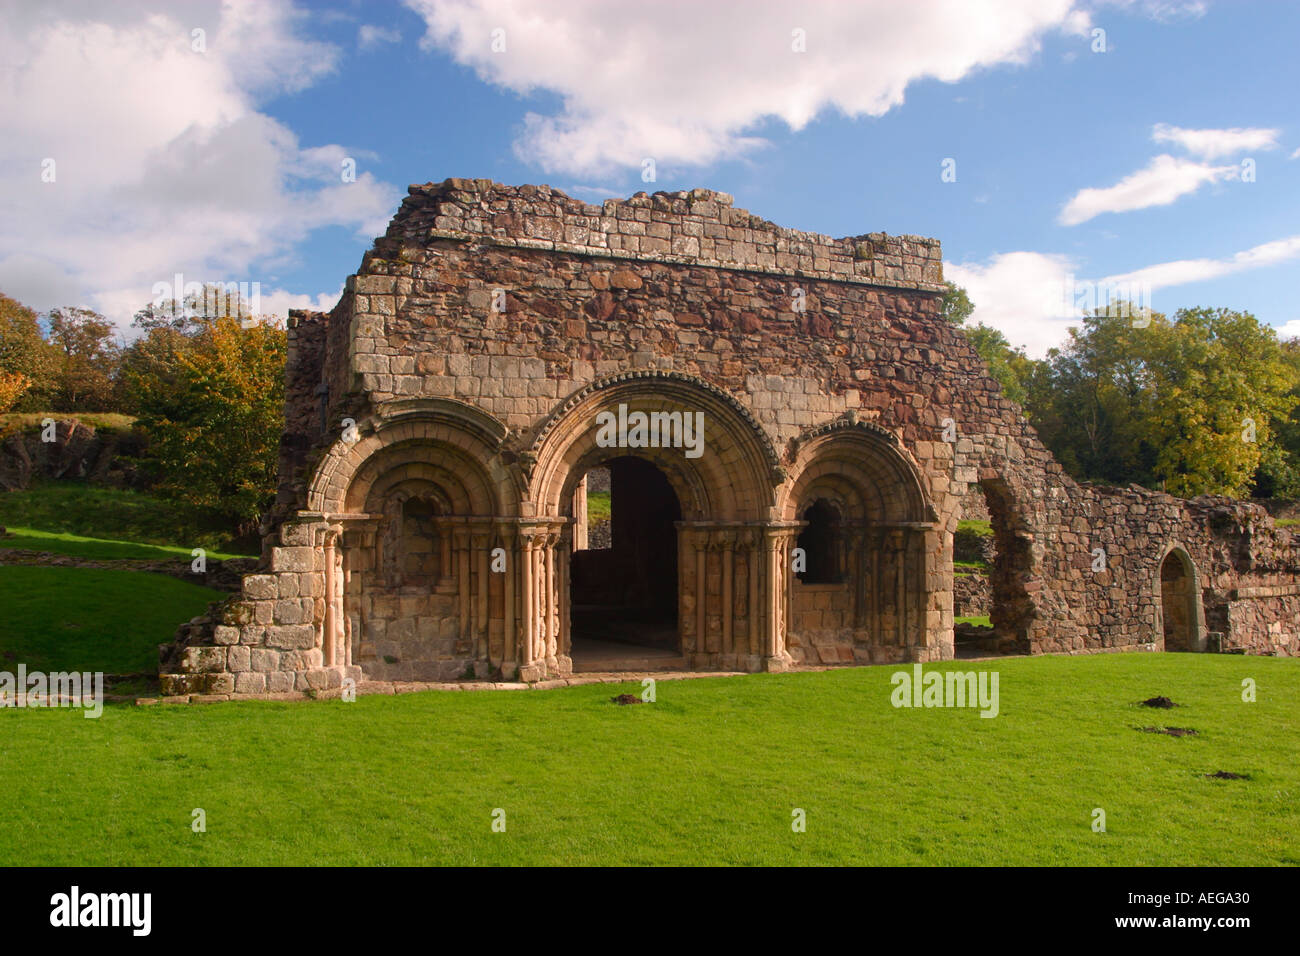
{"left": 0, "top": 567, "right": 223, "bottom": 673}
{"left": 0, "top": 482, "right": 254, "bottom": 559}
{"left": 0, "top": 654, "right": 1295, "bottom": 866}
{"left": 587, "top": 489, "right": 612, "bottom": 524}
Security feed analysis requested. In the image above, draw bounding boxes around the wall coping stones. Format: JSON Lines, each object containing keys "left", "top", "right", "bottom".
{"left": 379, "top": 179, "right": 945, "bottom": 294}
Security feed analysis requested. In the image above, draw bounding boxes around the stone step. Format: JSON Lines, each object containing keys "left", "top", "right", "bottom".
{"left": 571, "top": 655, "right": 690, "bottom": 674}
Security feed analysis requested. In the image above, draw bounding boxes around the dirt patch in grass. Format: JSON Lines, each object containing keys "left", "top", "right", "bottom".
{"left": 1205, "top": 770, "right": 1249, "bottom": 780}
{"left": 1140, "top": 696, "right": 1176, "bottom": 708}
{"left": 1139, "top": 726, "right": 1198, "bottom": 737}
{"left": 610, "top": 693, "right": 643, "bottom": 705}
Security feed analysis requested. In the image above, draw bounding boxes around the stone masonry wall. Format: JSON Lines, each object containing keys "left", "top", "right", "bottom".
{"left": 159, "top": 179, "right": 1300, "bottom": 700}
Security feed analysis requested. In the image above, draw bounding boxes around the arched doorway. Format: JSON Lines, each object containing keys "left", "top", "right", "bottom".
{"left": 569, "top": 456, "right": 682, "bottom": 665}
{"left": 1160, "top": 548, "right": 1203, "bottom": 652}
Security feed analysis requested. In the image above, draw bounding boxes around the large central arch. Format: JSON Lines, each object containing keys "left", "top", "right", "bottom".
{"left": 527, "top": 371, "right": 786, "bottom": 672}
{"left": 528, "top": 369, "right": 782, "bottom": 520}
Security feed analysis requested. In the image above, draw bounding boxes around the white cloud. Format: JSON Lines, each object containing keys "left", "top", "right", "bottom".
{"left": 0, "top": 0, "right": 399, "bottom": 329}
{"left": 949, "top": 234, "right": 1300, "bottom": 357}
{"left": 1101, "top": 235, "right": 1300, "bottom": 290}
{"left": 1152, "top": 123, "right": 1280, "bottom": 159}
{"left": 404, "top": 0, "right": 1087, "bottom": 175}
{"left": 359, "top": 24, "right": 402, "bottom": 50}
{"left": 1291, "top": 147, "right": 1300, "bottom": 160}
{"left": 946, "top": 252, "right": 1082, "bottom": 358}
{"left": 1058, "top": 154, "right": 1236, "bottom": 225}
{"left": 1274, "top": 319, "right": 1300, "bottom": 340}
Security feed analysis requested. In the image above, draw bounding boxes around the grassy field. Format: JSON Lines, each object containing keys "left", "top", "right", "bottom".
{"left": 0, "top": 566, "right": 224, "bottom": 673}
{"left": 587, "top": 489, "right": 612, "bottom": 523}
{"left": 0, "top": 483, "right": 253, "bottom": 559}
{"left": 0, "top": 654, "right": 1295, "bottom": 866}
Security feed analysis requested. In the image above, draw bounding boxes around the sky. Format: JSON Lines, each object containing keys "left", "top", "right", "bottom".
{"left": 2, "top": 0, "right": 1299, "bottom": 357}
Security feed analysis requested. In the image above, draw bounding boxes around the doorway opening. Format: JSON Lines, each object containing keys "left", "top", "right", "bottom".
{"left": 1160, "top": 549, "right": 1199, "bottom": 651}
{"left": 569, "top": 456, "right": 682, "bottom": 664}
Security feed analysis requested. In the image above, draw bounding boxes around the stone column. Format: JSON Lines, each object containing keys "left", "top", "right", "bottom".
{"left": 572, "top": 475, "right": 588, "bottom": 551}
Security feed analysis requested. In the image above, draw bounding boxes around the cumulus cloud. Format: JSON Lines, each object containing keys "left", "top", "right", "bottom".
{"left": 359, "top": 24, "right": 402, "bottom": 50}
{"left": 1273, "top": 319, "right": 1300, "bottom": 340}
{"left": 403, "top": 0, "right": 1087, "bottom": 175}
{"left": 1151, "top": 122, "right": 1280, "bottom": 159}
{"left": 949, "top": 234, "right": 1300, "bottom": 357}
{"left": 946, "top": 252, "right": 1083, "bottom": 358}
{"left": 0, "top": 0, "right": 399, "bottom": 329}
{"left": 1058, "top": 154, "right": 1237, "bottom": 225}
{"left": 1102, "top": 235, "right": 1300, "bottom": 289}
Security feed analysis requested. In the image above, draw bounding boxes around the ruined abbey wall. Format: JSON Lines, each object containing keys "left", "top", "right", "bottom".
{"left": 160, "top": 179, "right": 1299, "bottom": 699}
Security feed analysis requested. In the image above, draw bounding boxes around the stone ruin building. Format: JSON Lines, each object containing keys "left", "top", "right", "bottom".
{"left": 160, "top": 178, "right": 1300, "bottom": 698}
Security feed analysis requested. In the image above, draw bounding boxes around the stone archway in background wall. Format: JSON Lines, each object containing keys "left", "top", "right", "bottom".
{"left": 970, "top": 476, "right": 1038, "bottom": 655}
{"left": 528, "top": 371, "right": 785, "bottom": 674}
{"left": 1158, "top": 545, "right": 1205, "bottom": 652}
{"left": 779, "top": 420, "right": 938, "bottom": 665}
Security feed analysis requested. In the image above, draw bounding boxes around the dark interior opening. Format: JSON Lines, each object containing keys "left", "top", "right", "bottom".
{"left": 570, "top": 456, "right": 681, "bottom": 654}
{"left": 796, "top": 498, "right": 842, "bottom": 583}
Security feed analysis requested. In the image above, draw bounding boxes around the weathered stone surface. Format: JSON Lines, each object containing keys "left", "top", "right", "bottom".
{"left": 157, "top": 178, "right": 1300, "bottom": 701}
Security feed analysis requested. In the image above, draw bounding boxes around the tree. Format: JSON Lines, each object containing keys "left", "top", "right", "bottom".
{"left": 963, "top": 323, "right": 1040, "bottom": 409}
{"left": 1252, "top": 337, "right": 1300, "bottom": 497}
{"left": 45, "top": 307, "right": 120, "bottom": 411}
{"left": 0, "top": 371, "right": 29, "bottom": 413}
{"left": 126, "top": 314, "right": 287, "bottom": 536}
{"left": 941, "top": 280, "right": 974, "bottom": 325}
{"left": 1029, "top": 306, "right": 1296, "bottom": 497}
{"left": 0, "top": 292, "right": 58, "bottom": 409}
{"left": 1146, "top": 307, "right": 1295, "bottom": 498}
{"left": 117, "top": 285, "right": 272, "bottom": 414}
{"left": 1033, "top": 307, "right": 1164, "bottom": 487}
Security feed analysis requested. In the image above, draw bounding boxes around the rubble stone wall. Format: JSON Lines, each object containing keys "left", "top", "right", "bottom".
{"left": 159, "top": 179, "right": 1300, "bottom": 699}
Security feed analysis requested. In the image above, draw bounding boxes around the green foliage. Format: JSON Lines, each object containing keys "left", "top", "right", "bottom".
{"left": 123, "top": 315, "right": 288, "bottom": 535}
{"left": 963, "top": 323, "right": 1041, "bottom": 409}
{"left": 941, "top": 280, "right": 974, "bottom": 325}
{"left": 1031, "top": 307, "right": 1297, "bottom": 498}
{"left": 45, "top": 307, "right": 120, "bottom": 411}
{"left": 1252, "top": 339, "right": 1300, "bottom": 497}
{"left": 0, "top": 292, "right": 59, "bottom": 410}
{"left": 1, "top": 655, "right": 1297, "bottom": 864}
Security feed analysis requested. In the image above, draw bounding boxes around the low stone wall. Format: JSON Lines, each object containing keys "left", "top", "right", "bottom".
{"left": 954, "top": 572, "right": 990, "bottom": 617}
{"left": 0, "top": 419, "right": 147, "bottom": 492}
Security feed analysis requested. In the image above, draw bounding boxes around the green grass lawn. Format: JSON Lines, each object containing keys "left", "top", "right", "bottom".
{"left": 0, "top": 654, "right": 1295, "bottom": 866}
{"left": 0, "top": 482, "right": 254, "bottom": 559}
{"left": 587, "top": 489, "right": 611, "bottom": 524}
{"left": 0, "top": 567, "right": 223, "bottom": 673}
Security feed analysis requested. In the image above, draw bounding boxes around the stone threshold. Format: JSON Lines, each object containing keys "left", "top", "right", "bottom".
{"left": 136, "top": 669, "right": 748, "bottom": 705}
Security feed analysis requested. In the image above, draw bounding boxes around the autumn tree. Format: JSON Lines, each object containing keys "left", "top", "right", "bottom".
{"left": 125, "top": 314, "right": 286, "bottom": 536}
{"left": 45, "top": 307, "right": 120, "bottom": 410}
{"left": 0, "top": 292, "right": 58, "bottom": 409}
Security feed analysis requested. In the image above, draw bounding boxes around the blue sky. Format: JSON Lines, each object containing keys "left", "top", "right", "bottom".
{"left": 3, "top": 0, "right": 1298, "bottom": 355}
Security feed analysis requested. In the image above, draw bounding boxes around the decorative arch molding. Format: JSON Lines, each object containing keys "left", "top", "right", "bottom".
{"left": 528, "top": 369, "right": 784, "bottom": 520}
{"left": 780, "top": 419, "right": 935, "bottom": 525}
{"left": 306, "top": 401, "right": 517, "bottom": 516}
